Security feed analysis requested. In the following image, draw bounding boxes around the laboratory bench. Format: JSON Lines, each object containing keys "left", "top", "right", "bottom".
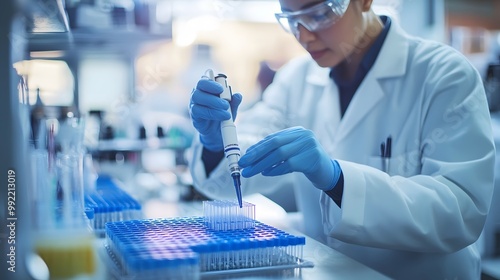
{"left": 79, "top": 183, "right": 392, "bottom": 279}
{"left": 94, "top": 230, "right": 391, "bottom": 280}
{"left": 92, "top": 193, "right": 392, "bottom": 280}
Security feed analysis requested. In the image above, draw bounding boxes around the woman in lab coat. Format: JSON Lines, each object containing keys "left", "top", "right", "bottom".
{"left": 188, "top": 0, "right": 495, "bottom": 279}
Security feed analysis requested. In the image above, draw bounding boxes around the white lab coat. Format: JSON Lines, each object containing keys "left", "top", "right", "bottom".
{"left": 188, "top": 19, "right": 495, "bottom": 279}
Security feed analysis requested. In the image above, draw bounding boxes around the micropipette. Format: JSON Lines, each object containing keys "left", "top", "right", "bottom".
{"left": 206, "top": 69, "right": 243, "bottom": 208}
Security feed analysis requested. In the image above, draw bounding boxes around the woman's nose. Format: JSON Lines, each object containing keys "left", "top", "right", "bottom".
{"left": 295, "top": 24, "right": 316, "bottom": 43}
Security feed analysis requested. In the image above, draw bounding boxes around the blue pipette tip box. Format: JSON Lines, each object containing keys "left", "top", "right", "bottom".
{"left": 104, "top": 200, "right": 309, "bottom": 279}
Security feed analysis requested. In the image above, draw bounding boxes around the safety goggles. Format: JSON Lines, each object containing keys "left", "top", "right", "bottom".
{"left": 275, "top": 0, "right": 350, "bottom": 37}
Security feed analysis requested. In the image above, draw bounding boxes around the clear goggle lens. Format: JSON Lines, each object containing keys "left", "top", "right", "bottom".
{"left": 275, "top": 0, "right": 350, "bottom": 36}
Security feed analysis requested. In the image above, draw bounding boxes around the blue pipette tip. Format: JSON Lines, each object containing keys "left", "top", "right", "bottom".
{"left": 232, "top": 174, "right": 242, "bottom": 208}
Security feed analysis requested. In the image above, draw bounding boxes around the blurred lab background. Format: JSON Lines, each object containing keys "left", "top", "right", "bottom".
{"left": 2, "top": 0, "right": 500, "bottom": 279}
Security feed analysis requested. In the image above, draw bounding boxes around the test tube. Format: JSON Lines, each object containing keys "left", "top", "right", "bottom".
{"left": 203, "top": 200, "right": 255, "bottom": 231}
{"left": 57, "top": 151, "right": 85, "bottom": 228}
{"left": 31, "top": 148, "right": 57, "bottom": 230}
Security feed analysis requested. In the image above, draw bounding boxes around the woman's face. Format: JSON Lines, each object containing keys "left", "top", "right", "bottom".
{"left": 278, "top": 0, "right": 367, "bottom": 68}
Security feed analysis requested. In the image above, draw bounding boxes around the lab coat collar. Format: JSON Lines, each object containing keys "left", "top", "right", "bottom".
{"left": 333, "top": 18, "right": 410, "bottom": 143}
{"left": 305, "top": 17, "right": 408, "bottom": 86}
{"left": 371, "top": 18, "right": 409, "bottom": 79}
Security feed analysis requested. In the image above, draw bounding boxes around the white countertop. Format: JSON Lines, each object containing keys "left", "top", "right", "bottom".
{"left": 138, "top": 193, "right": 391, "bottom": 280}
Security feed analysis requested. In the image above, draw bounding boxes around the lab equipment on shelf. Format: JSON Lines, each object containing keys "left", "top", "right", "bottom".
{"left": 103, "top": 201, "right": 309, "bottom": 279}
{"left": 29, "top": 115, "right": 101, "bottom": 279}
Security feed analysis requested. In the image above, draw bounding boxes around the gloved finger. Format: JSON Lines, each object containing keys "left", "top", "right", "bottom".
{"left": 230, "top": 92, "right": 243, "bottom": 120}
{"left": 191, "top": 88, "right": 230, "bottom": 111}
{"left": 241, "top": 151, "right": 284, "bottom": 177}
{"left": 190, "top": 102, "right": 231, "bottom": 121}
{"left": 262, "top": 149, "right": 319, "bottom": 176}
{"left": 241, "top": 136, "right": 313, "bottom": 177}
{"left": 196, "top": 79, "right": 224, "bottom": 95}
{"left": 261, "top": 161, "right": 293, "bottom": 176}
{"left": 245, "top": 127, "right": 307, "bottom": 154}
{"left": 192, "top": 118, "right": 219, "bottom": 136}
{"left": 240, "top": 127, "right": 307, "bottom": 166}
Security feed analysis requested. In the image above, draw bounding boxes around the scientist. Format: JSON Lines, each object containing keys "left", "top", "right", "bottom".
{"left": 188, "top": 0, "right": 496, "bottom": 279}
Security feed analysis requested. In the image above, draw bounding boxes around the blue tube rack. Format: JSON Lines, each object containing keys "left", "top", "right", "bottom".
{"left": 105, "top": 216, "right": 306, "bottom": 278}
{"left": 85, "top": 176, "right": 142, "bottom": 235}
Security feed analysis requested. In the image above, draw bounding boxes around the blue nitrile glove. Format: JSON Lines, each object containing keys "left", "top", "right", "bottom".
{"left": 239, "top": 126, "right": 341, "bottom": 191}
{"left": 189, "top": 78, "right": 243, "bottom": 151}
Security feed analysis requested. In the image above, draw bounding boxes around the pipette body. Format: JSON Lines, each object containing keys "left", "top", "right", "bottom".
{"left": 207, "top": 70, "right": 243, "bottom": 208}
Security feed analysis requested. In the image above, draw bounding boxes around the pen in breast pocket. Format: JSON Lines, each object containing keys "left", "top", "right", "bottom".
{"left": 380, "top": 136, "right": 392, "bottom": 173}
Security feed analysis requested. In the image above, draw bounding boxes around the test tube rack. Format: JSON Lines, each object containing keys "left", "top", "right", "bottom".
{"left": 85, "top": 176, "right": 142, "bottom": 235}
{"left": 104, "top": 201, "right": 308, "bottom": 279}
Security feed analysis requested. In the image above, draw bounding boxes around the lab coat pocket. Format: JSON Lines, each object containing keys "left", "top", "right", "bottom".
{"left": 367, "top": 152, "right": 420, "bottom": 177}
{"left": 390, "top": 151, "right": 421, "bottom": 177}
{"left": 367, "top": 156, "right": 385, "bottom": 172}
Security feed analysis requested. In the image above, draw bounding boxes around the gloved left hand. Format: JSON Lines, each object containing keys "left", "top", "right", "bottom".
{"left": 239, "top": 126, "right": 341, "bottom": 191}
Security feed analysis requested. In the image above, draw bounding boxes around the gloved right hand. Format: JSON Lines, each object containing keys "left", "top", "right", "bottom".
{"left": 189, "top": 78, "right": 243, "bottom": 152}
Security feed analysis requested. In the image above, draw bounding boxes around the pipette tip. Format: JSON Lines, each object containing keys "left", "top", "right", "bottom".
{"left": 232, "top": 174, "right": 242, "bottom": 208}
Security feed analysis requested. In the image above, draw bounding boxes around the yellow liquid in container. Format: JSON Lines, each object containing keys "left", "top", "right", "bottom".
{"left": 35, "top": 231, "right": 96, "bottom": 279}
